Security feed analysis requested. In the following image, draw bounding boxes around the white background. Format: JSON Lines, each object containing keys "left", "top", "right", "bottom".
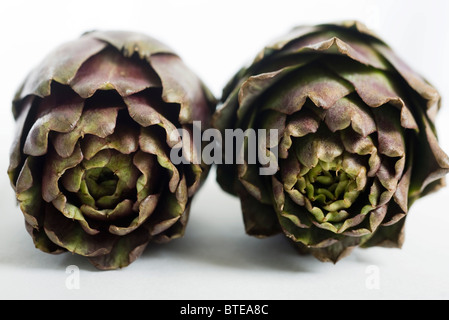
{"left": 1, "top": 0, "right": 448, "bottom": 300}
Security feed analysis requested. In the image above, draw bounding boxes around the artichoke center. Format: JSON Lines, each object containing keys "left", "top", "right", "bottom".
{"left": 85, "top": 167, "right": 118, "bottom": 199}
{"left": 297, "top": 159, "right": 363, "bottom": 222}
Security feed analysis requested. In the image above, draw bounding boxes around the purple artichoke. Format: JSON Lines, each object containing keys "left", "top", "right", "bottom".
{"left": 213, "top": 21, "right": 449, "bottom": 262}
{"left": 8, "top": 31, "right": 215, "bottom": 270}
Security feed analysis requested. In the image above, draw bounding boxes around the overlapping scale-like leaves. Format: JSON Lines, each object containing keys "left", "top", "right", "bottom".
{"left": 9, "top": 31, "right": 216, "bottom": 270}
{"left": 213, "top": 21, "right": 449, "bottom": 262}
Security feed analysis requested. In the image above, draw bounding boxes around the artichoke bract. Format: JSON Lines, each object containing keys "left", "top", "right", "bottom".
{"left": 213, "top": 21, "right": 449, "bottom": 262}
{"left": 9, "top": 31, "right": 216, "bottom": 270}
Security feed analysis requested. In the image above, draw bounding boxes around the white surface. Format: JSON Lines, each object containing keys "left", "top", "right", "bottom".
{"left": 1, "top": 0, "right": 449, "bottom": 300}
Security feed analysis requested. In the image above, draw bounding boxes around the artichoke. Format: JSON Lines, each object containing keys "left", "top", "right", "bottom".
{"left": 8, "top": 31, "right": 215, "bottom": 270}
{"left": 213, "top": 21, "right": 449, "bottom": 262}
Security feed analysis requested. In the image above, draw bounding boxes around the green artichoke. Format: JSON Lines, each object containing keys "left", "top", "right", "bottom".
{"left": 213, "top": 21, "right": 449, "bottom": 262}
{"left": 8, "top": 31, "right": 215, "bottom": 270}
